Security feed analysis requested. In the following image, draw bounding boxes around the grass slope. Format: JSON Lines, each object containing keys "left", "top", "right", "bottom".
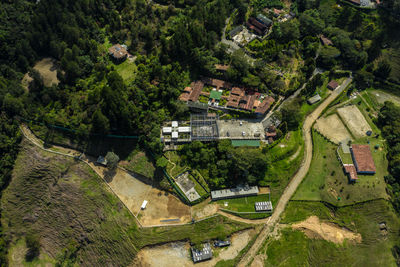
{"left": 293, "top": 129, "right": 387, "bottom": 205}
{"left": 2, "top": 140, "right": 251, "bottom": 265}
{"left": 262, "top": 199, "right": 400, "bottom": 267}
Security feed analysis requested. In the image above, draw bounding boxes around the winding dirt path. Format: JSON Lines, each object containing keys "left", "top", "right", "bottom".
{"left": 237, "top": 77, "right": 352, "bottom": 267}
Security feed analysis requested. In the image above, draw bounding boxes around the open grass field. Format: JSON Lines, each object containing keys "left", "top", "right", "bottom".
{"left": 214, "top": 194, "right": 271, "bottom": 213}
{"left": 112, "top": 60, "right": 137, "bottom": 84}
{"left": 264, "top": 130, "right": 304, "bottom": 205}
{"left": 366, "top": 89, "right": 400, "bottom": 107}
{"left": 261, "top": 199, "right": 400, "bottom": 267}
{"left": 293, "top": 131, "right": 388, "bottom": 205}
{"left": 3, "top": 140, "right": 252, "bottom": 265}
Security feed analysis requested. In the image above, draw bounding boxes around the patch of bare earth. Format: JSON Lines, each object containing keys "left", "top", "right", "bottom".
{"left": 337, "top": 105, "right": 372, "bottom": 138}
{"left": 314, "top": 114, "right": 352, "bottom": 144}
{"left": 193, "top": 202, "right": 219, "bottom": 220}
{"left": 133, "top": 230, "right": 256, "bottom": 266}
{"left": 291, "top": 216, "right": 361, "bottom": 244}
{"left": 22, "top": 57, "right": 60, "bottom": 90}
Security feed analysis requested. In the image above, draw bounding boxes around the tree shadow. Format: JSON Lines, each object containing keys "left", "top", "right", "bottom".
{"left": 103, "top": 168, "right": 117, "bottom": 183}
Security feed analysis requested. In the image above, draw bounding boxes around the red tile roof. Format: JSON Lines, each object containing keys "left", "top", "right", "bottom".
{"left": 327, "top": 80, "right": 339, "bottom": 90}
{"left": 179, "top": 87, "right": 192, "bottom": 101}
{"left": 189, "top": 81, "right": 204, "bottom": 102}
{"left": 255, "top": 96, "right": 275, "bottom": 115}
{"left": 344, "top": 164, "right": 358, "bottom": 180}
{"left": 351, "top": 145, "right": 376, "bottom": 173}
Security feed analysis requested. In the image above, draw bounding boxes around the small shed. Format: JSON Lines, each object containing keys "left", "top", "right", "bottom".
{"left": 307, "top": 94, "right": 321, "bottom": 105}
{"left": 163, "top": 127, "right": 172, "bottom": 134}
{"left": 214, "top": 240, "right": 231, "bottom": 247}
{"left": 178, "top": 126, "right": 191, "bottom": 133}
{"left": 96, "top": 156, "right": 108, "bottom": 166}
{"left": 141, "top": 200, "right": 148, "bottom": 210}
{"left": 327, "top": 80, "right": 339, "bottom": 90}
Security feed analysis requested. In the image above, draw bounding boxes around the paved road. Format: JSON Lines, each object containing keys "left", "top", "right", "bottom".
{"left": 237, "top": 77, "right": 352, "bottom": 267}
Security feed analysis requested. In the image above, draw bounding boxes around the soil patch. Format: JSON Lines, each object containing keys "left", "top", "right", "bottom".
{"left": 139, "top": 189, "right": 191, "bottom": 226}
{"left": 291, "top": 216, "right": 361, "bottom": 244}
{"left": 105, "top": 167, "right": 191, "bottom": 226}
{"left": 22, "top": 58, "right": 60, "bottom": 89}
{"left": 337, "top": 105, "right": 372, "bottom": 138}
{"left": 314, "top": 114, "right": 352, "bottom": 144}
{"left": 192, "top": 202, "right": 218, "bottom": 220}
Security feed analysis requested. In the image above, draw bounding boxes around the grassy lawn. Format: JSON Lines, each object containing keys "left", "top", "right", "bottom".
{"left": 294, "top": 93, "right": 389, "bottom": 206}
{"left": 293, "top": 130, "right": 388, "bottom": 205}
{"left": 112, "top": 60, "right": 137, "bottom": 84}
{"left": 121, "top": 150, "right": 155, "bottom": 179}
{"left": 214, "top": 194, "right": 270, "bottom": 212}
{"left": 262, "top": 199, "right": 400, "bottom": 267}
{"left": 264, "top": 130, "right": 304, "bottom": 205}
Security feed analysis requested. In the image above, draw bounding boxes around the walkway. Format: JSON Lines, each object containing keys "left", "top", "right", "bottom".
{"left": 237, "top": 77, "right": 352, "bottom": 267}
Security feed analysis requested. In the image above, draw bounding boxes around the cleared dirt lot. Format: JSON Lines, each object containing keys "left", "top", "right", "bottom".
{"left": 22, "top": 57, "right": 60, "bottom": 89}
{"left": 94, "top": 166, "right": 191, "bottom": 226}
{"left": 337, "top": 105, "right": 372, "bottom": 138}
{"left": 134, "top": 229, "right": 256, "bottom": 267}
{"left": 291, "top": 216, "right": 361, "bottom": 244}
{"left": 314, "top": 114, "right": 352, "bottom": 144}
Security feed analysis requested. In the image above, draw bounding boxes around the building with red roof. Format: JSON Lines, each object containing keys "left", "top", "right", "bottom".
{"left": 343, "top": 164, "right": 358, "bottom": 182}
{"left": 350, "top": 145, "right": 376, "bottom": 174}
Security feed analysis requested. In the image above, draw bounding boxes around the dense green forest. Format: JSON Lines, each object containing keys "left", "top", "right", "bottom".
{"left": 1, "top": 0, "right": 400, "bottom": 264}
{"left": 378, "top": 102, "right": 400, "bottom": 212}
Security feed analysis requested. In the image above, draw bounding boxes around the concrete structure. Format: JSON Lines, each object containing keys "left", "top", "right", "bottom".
{"left": 217, "top": 120, "right": 265, "bottom": 140}
{"left": 191, "top": 243, "right": 212, "bottom": 263}
{"left": 171, "top": 131, "right": 178, "bottom": 139}
{"left": 178, "top": 126, "right": 191, "bottom": 133}
{"left": 211, "top": 185, "right": 259, "bottom": 200}
{"left": 162, "top": 127, "right": 172, "bottom": 134}
{"left": 350, "top": 145, "right": 376, "bottom": 174}
{"left": 214, "top": 240, "right": 231, "bottom": 247}
{"left": 255, "top": 201, "right": 273, "bottom": 212}
{"left": 172, "top": 121, "right": 178, "bottom": 127}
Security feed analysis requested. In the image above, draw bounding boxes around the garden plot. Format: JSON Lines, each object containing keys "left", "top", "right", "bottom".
{"left": 314, "top": 114, "right": 352, "bottom": 144}
{"left": 337, "top": 105, "right": 372, "bottom": 138}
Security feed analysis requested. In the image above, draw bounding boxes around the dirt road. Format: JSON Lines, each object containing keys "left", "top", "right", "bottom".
{"left": 238, "top": 77, "right": 352, "bottom": 267}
